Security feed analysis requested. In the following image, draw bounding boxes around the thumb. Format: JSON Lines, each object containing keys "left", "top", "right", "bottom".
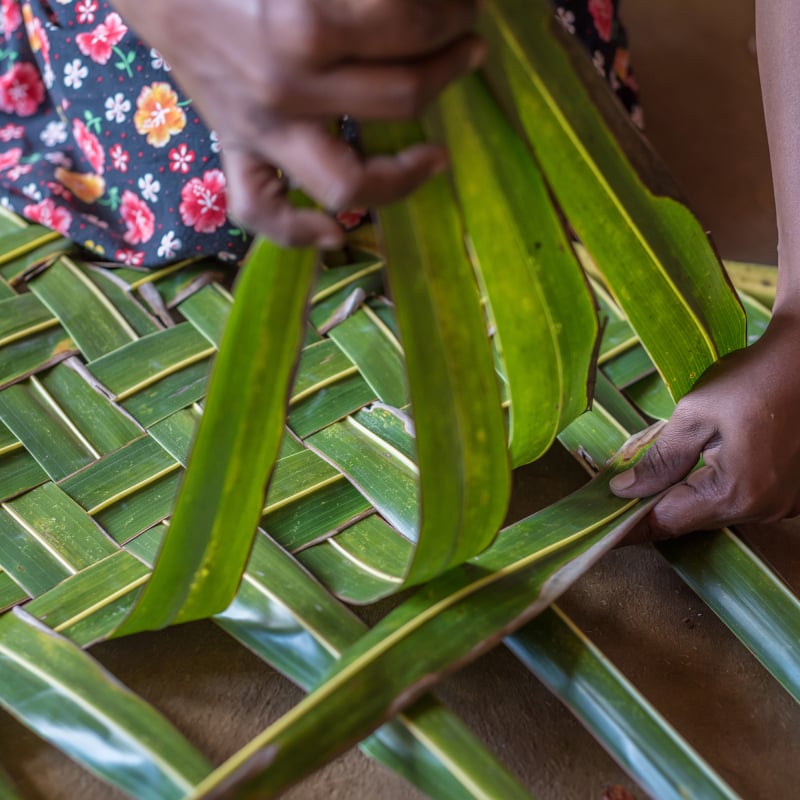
{"left": 609, "top": 411, "right": 713, "bottom": 498}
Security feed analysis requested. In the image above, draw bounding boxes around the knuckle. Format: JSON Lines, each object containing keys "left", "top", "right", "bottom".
{"left": 281, "top": 6, "right": 328, "bottom": 60}
{"left": 389, "top": 71, "right": 430, "bottom": 118}
{"left": 721, "top": 480, "right": 748, "bottom": 513}
{"left": 642, "top": 440, "right": 678, "bottom": 475}
{"left": 671, "top": 396, "right": 703, "bottom": 429}
{"left": 258, "top": 74, "right": 293, "bottom": 111}
{"left": 320, "top": 177, "right": 359, "bottom": 211}
{"left": 722, "top": 473, "right": 770, "bottom": 521}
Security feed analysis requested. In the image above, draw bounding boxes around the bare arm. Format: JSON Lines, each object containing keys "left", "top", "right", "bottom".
{"left": 757, "top": 0, "right": 800, "bottom": 312}
{"left": 110, "top": 0, "right": 484, "bottom": 248}
{"left": 611, "top": 0, "right": 800, "bottom": 533}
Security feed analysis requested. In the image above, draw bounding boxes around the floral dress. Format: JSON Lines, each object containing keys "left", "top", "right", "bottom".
{"left": 0, "top": 0, "right": 639, "bottom": 267}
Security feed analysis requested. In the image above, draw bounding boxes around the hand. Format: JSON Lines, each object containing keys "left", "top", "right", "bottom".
{"left": 610, "top": 312, "right": 800, "bottom": 536}
{"left": 111, "top": 0, "right": 485, "bottom": 248}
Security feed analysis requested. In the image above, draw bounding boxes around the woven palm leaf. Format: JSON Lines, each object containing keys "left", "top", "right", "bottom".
{"left": 0, "top": 1, "right": 798, "bottom": 797}
{"left": 0, "top": 207, "right": 797, "bottom": 800}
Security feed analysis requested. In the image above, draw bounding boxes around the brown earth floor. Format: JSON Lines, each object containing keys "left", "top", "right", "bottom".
{"left": 3, "top": 0, "right": 799, "bottom": 798}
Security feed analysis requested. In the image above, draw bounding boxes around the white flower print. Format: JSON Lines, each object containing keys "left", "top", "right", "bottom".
{"left": 209, "top": 130, "right": 221, "bottom": 154}
{"left": 40, "top": 120, "right": 68, "bottom": 147}
{"left": 109, "top": 144, "right": 129, "bottom": 172}
{"left": 63, "top": 59, "right": 88, "bottom": 90}
{"left": 105, "top": 92, "right": 131, "bottom": 124}
{"left": 76, "top": 0, "right": 98, "bottom": 24}
{"left": 150, "top": 48, "right": 171, "bottom": 72}
{"left": 44, "top": 152, "right": 73, "bottom": 168}
{"left": 138, "top": 173, "right": 161, "bottom": 203}
{"left": 157, "top": 231, "right": 182, "bottom": 259}
{"left": 0, "top": 197, "right": 13, "bottom": 211}
{"left": 556, "top": 8, "right": 575, "bottom": 34}
{"left": 21, "top": 183, "right": 42, "bottom": 202}
{"left": 593, "top": 50, "right": 606, "bottom": 77}
{"left": 217, "top": 251, "right": 239, "bottom": 263}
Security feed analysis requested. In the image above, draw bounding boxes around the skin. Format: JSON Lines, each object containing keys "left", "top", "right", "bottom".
{"left": 109, "top": 0, "right": 485, "bottom": 248}
{"left": 109, "top": 0, "right": 800, "bottom": 535}
{"left": 611, "top": 0, "right": 800, "bottom": 536}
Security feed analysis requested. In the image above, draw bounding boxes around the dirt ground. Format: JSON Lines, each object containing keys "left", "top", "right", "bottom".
{"left": 3, "top": 1, "right": 799, "bottom": 798}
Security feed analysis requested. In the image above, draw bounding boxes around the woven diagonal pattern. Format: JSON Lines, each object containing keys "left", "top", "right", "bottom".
{"left": 3, "top": 197, "right": 799, "bottom": 800}
{"left": 1, "top": 204, "right": 554, "bottom": 800}
{"left": 0, "top": 207, "right": 424, "bottom": 642}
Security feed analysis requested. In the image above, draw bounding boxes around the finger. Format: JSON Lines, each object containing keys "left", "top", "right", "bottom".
{"left": 313, "top": 0, "right": 482, "bottom": 62}
{"left": 265, "top": 122, "right": 449, "bottom": 211}
{"left": 223, "top": 150, "right": 345, "bottom": 248}
{"left": 617, "top": 516, "right": 656, "bottom": 547}
{"left": 648, "top": 465, "right": 731, "bottom": 536}
{"left": 274, "top": 35, "right": 486, "bottom": 119}
{"left": 609, "top": 410, "right": 715, "bottom": 498}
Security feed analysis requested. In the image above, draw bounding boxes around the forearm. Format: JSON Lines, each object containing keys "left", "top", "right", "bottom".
{"left": 756, "top": 0, "right": 800, "bottom": 315}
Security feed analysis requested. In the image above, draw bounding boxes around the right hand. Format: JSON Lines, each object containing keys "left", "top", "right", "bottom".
{"left": 111, "top": 0, "right": 485, "bottom": 247}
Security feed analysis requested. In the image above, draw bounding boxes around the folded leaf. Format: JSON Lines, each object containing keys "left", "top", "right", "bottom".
{"left": 434, "top": 74, "right": 597, "bottom": 466}
{"left": 118, "top": 236, "right": 318, "bottom": 633}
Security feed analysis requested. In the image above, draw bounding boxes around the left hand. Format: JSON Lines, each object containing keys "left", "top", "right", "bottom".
{"left": 610, "top": 312, "right": 800, "bottom": 537}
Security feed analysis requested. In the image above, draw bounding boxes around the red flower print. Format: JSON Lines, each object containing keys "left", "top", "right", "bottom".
{"left": 48, "top": 181, "right": 73, "bottom": 201}
{"left": 0, "top": 62, "right": 45, "bottom": 117}
{"left": 589, "top": 0, "right": 614, "bottom": 43}
{"left": 336, "top": 208, "right": 368, "bottom": 231}
{"left": 0, "top": 123, "right": 24, "bottom": 142}
{"left": 1, "top": 0, "right": 21, "bottom": 35}
{"left": 76, "top": 12, "right": 128, "bottom": 65}
{"left": 23, "top": 198, "right": 72, "bottom": 236}
{"left": 120, "top": 190, "right": 155, "bottom": 245}
{"left": 168, "top": 143, "right": 195, "bottom": 174}
{"left": 114, "top": 248, "right": 145, "bottom": 266}
{"left": 73, "top": 119, "right": 105, "bottom": 175}
{"left": 0, "top": 146, "right": 22, "bottom": 173}
{"left": 109, "top": 143, "right": 129, "bottom": 172}
{"left": 179, "top": 169, "right": 228, "bottom": 234}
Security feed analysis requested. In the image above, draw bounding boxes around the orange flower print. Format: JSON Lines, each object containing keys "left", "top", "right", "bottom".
{"left": 613, "top": 48, "right": 639, "bottom": 93}
{"left": 22, "top": 3, "right": 50, "bottom": 64}
{"left": 54, "top": 168, "right": 106, "bottom": 204}
{"left": 134, "top": 82, "right": 186, "bottom": 148}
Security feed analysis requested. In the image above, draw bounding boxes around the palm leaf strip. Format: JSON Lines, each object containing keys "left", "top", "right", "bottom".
{"left": 188, "top": 451, "right": 664, "bottom": 799}
{"left": 506, "top": 606, "right": 739, "bottom": 800}
{"left": 118, "top": 237, "right": 318, "bottom": 633}
{"left": 484, "top": 0, "right": 746, "bottom": 399}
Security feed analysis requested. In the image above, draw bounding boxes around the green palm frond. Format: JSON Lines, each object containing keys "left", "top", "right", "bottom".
{"left": 0, "top": 1, "right": 794, "bottom": 798}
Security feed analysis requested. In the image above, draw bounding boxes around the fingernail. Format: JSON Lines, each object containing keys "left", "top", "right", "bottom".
{"left": 318, "top": 235, "right": 344, "bottom": 251}
{"left": 610, "top": 469, "right": 636, "bottom": 492}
